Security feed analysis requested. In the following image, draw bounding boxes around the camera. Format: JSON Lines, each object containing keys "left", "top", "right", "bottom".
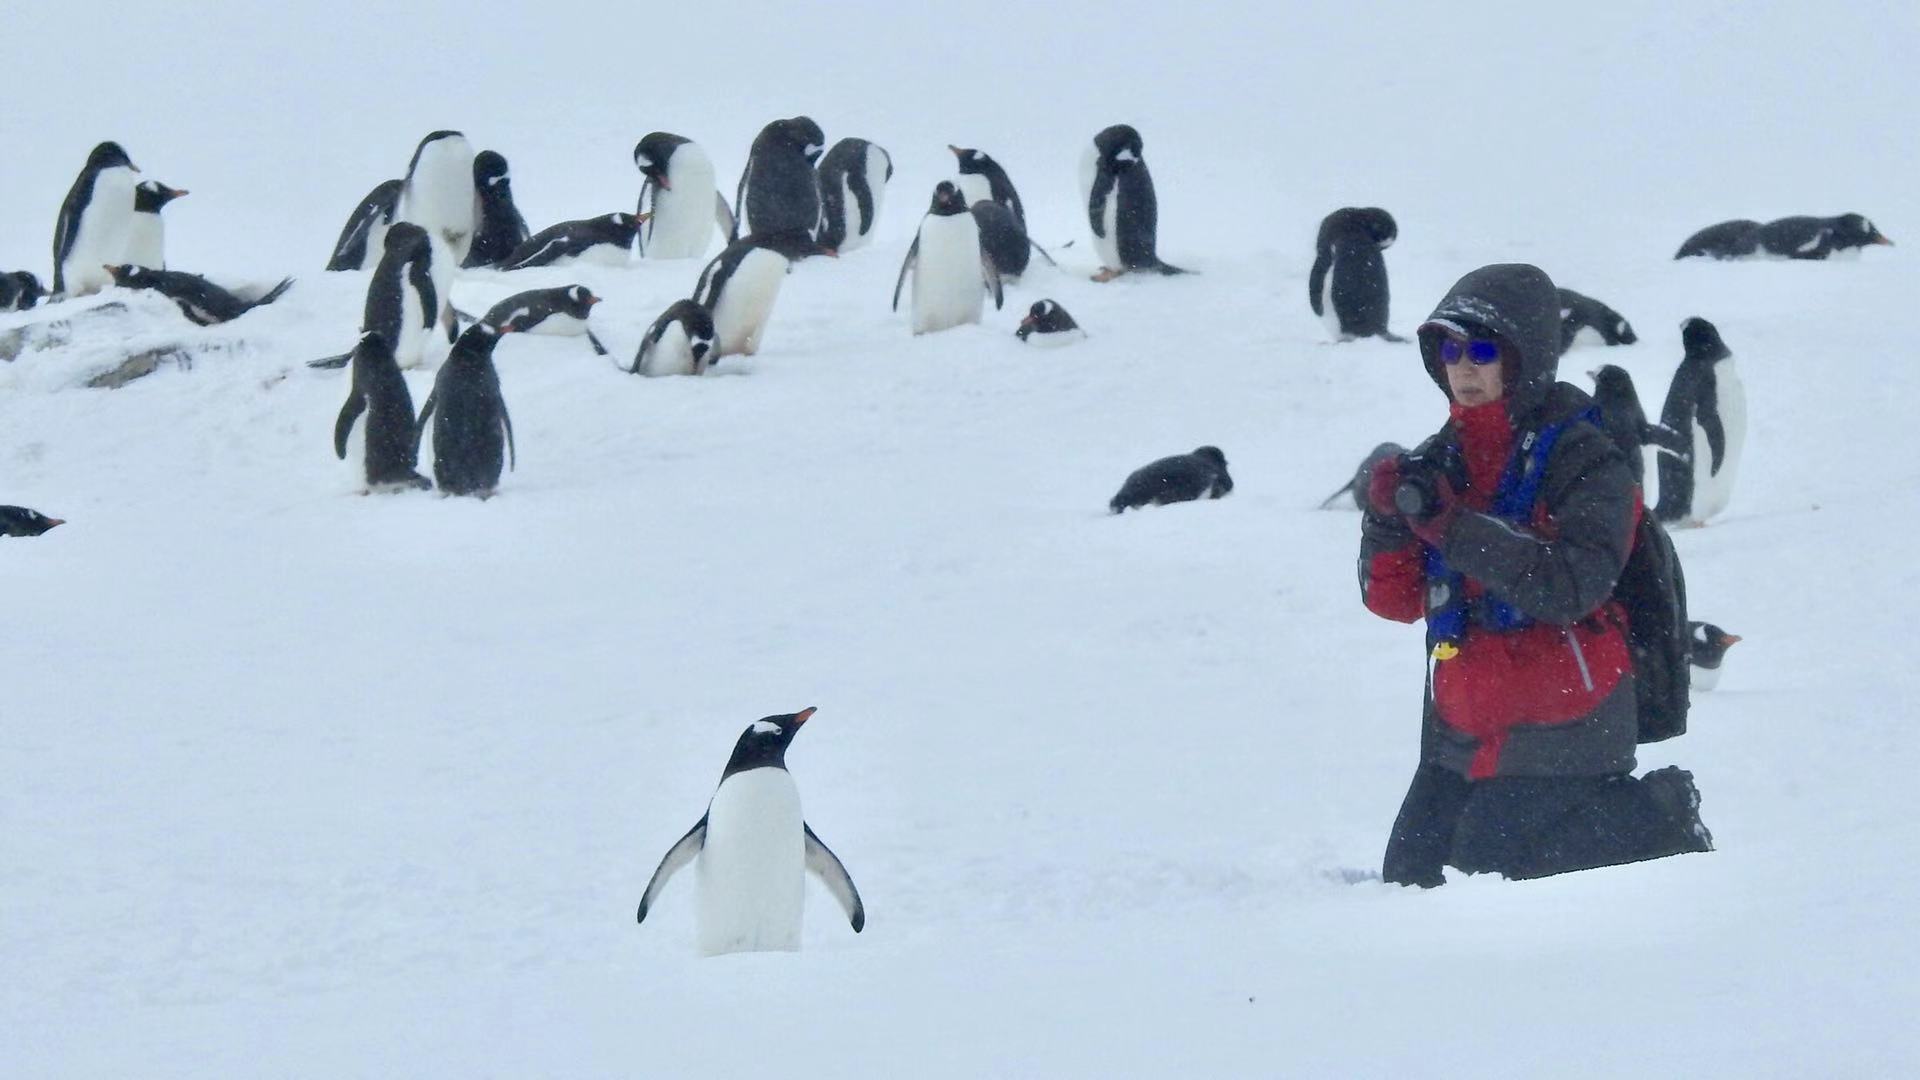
{"left": 1392, "top": 451, "right": 1448, "bottom": 520}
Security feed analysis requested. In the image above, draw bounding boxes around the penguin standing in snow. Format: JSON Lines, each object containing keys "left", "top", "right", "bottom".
{"left": 125, "top": 179, "right": 187, "bottom": 271}
{"left": 0, "top": 506, "right": 65, "bottom": 536}
{"left": 815, "top": 137, "right": 891, "bottom": 252}
{"left": 1016, "top": 299, "right": 1084, "bottom": 346}
{"left": 1, "top": 271, "right": 47, "bottom": 311}
{"left": 463, "top": 151, "right": 530, "bottom": 269}
{"left": 104, "top": 264, "right": 293, "bottom": 326}
{"left": 1110, "top": 446, "right": 1233, "bottom": 512}
{"left": 893, "top": 181, "right": 1002, "bottom": 335}
{"left": 325, "top": 179, "right": 404, "bottom": 271}
{"left": 1687, "top": 622, "right": 1742, "bottom": 691}
{"left": 52, "top": 141, "right": 142, "bottom": 297}
{"left": 396, "top": 130, "right": 477, "bottom": 265}
{"left": 477, "top": 285, "right": 605, "bottom": 355}
{"left": 692, "top": 237, "right": 799, "bottom": 358}
{"left": 417, "top": 316, "right": 521, "bottom": 498}
{"left": 334, "top": 331, "right": 431, "bottom": 493}
{"left": 310, "top": 223, "right": 439, "bottom": 371}
{"left": 731, "top": 116, "right": 826, "bottom": 243}
{"left": 630, "top": 299, "right": 717, "bottom": 376}
{"left": 1078, "top": 124, "right": 1186, "bottom": 282}
{"left": 1587, "top": 364, "right": 1680, "bottom": 490}
{"left": 636, "top": 707, "right": 865, "bottom": 956}
{"left": 635, "top": 132, "right": 732, "bottom": 260}
{"left": 502, "top": 213, "right": 643, "bottom": 270}
{"left": 1308, "top": 207, "right": 1400, "bottom": 341}
{"left": 949, "top": 145, "right": 1026, "bottom": 226}
{"left": 1559, "top": 288, "right": 1638, "bottom": 351}
{"left": 1655, "top": 317, "right": 1746, "bottom": 527}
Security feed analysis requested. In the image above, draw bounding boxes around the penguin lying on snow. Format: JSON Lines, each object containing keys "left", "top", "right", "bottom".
{"left": 1, "top": 271, "right": 46, "bottom": 311}
{"left": 0, "top": 506, "right": 65, "bottom": 537}
{"left": 1655, "top": 317, "right": 1745, "bottom": 527}
{"left": 104, "top": 264, "right": 293, "bottom": 326}
{"left": 1110, "top": 447, "right": 1232, "bottom": 512}
{"left": 1317, "top": 442, "right": 1404, "bottom": 510}
{"left": 630, "top": 299, "right": 717, "bottom": 376}
{"left": 334, "top": 331, "right": 431, "bottom": 493}
{"left": 1559, "top": 288, "right": 1637, "bottom": 350}
{"left": 1309, "top": 207, "right": 1400, "bottom": 341}
{"left": 1016, "top": 299, "right": 1083, "bottom": 345}
{"left": 1675, "top": 213, "right": 1892, "bottom": 259}
{"left": 503, "top": 213, "right": 645, "bottom": 270}
{"left": 1080, "top": 124, "right": 1187, "bottom": 281}
{"left": 637, "top": 707, "right": 864, "bottom": 956}
{"left": 1687, "top": 622, "right": 1742, "bottom": 691}
{"left": 475, "top": 285, "right": 605, "bottom": 356}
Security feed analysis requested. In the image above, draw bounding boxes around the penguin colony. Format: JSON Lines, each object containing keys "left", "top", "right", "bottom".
{"left": 7, "top": 114, "right": 1881, "bottom": 943}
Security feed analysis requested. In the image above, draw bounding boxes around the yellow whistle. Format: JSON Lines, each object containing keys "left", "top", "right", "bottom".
{"left": 1431, "top": 642, "right": 1460, "bottom": 661}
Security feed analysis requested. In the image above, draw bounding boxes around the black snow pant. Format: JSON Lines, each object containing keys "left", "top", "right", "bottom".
{"left": 1383, "top": 763, "right": 1698, "bottom": 887}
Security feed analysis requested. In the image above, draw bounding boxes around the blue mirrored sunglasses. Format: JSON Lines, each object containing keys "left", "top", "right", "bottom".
{"left": 1438, "top": 335, "right": 1502, "bottom": 366}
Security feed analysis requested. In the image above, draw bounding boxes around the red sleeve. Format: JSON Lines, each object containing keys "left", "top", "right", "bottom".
{"left": 1363, "top": 543, "right": 1426, "bottom": 623}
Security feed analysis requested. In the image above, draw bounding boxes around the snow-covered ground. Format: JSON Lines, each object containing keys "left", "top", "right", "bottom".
{"left": 3, "top": 3, "right": 1916, "bottom": 1076}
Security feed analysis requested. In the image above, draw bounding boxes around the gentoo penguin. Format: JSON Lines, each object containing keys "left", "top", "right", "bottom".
{"left": 325, "top": 178, "right": 403, "bottom": 271}
{"left": 311, "top": 223, "right": 439, "bottom": 371}
{"left": 478, "top": 285, "right": 605, "bottom": 355}
{"left": 502, "top": 213, "right": 644, "bottom": 270}
{"left": 333, "top": 331, "right": 431, "bottom": 493}
{"left": 0, "top": 271, "right": 47, "bottom": 311}
{"left": 1756, "top": 213, "right": 1893, "bottom": 259}
{"left": 971, "top": 200, "right": 1056, "bottom": 282}
{"left": 1016, "top": 299, "right": 1084, "bottom": 346}
{"left": 731, "top": 116, "right": 826, "bottom": 243}
{"left": 104, "top": 264, "right": 294, "bottom": 326}
{"left": 0, "top": 506, "right": 65, "bottom": 537}
{"left": 949, "top": 145, "right": 1026, "bottom": 226}
{"left": 1079, "top": 124, "right": 1187, "bottom": 281}
{"left": 396, "top": 130, "right": 477, "bottom": 265}
{"left": 1586, "top": 364, "right": 1681, "bottom": 489}
{"left": 636, "top": 706, "right": 865, "bottom": 956}
{"left": 1110, "top": 446, "right": 1232, "bottom": 512}
{"left": 1655, "top": 317, "right": 1746, "bottom": 527}
{"left": 1559, "top": 288, "right": 1638, "bottom": 350}
{"left": 630, "top": 299, "right": 718, "bottom": 376}
{"left": 1673, "top": 219, "right": 1762, "bottom": 260}
{"left": 1687, "top": 621, "right": 1742, "bottom": 691}
{"left": 815, "top": 137, "right": 892, "bottom": 252}
{"left": 1308, "top": 207, "right": 1400, "bottom": 341}
{"left": 462, "top": 151, "right": 530, "bottom": 269}
{"left": 893, "top": 181, "right": 1002, "bottom": 335}
{"left": 692, "top": 237, "right": 800, "bottom": 358}
{"left": 1317, "top": 441, "right": 1405, "bottom": 510}
{"left": 634, "top": 132, "right": 731, "bottom": 260}
{"left": 125, "top": 179, "right": 187, "bottom": 271}
{"left": 417, "top": 318, "right": 521, "bottom": 497}
{"left": 52, "top": 141, "right": 142, "bottom": 297}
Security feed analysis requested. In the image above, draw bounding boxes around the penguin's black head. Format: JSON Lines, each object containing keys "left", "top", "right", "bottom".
{"left": 87, "top": 141, "right": 135, "bottom": 171}
{"left": 384, "top": 221, "right": 430, "bottom": 254}
{"left": 6, "top": 271, "right": 47, "bottom": 310}
{"left": 675, "top": 300, "right": 717, "bottom": 363}
{"left": 1192, "top": 446, "right": 1228, "bottom": 469}
{"left": 1587, "top": 363, "right": 1637, "bottom": 403}
{"left": 134, "top": 180, "right": 188, "bottom": 213}
{"left": 474, "top": 150, "right": 511, "bottom": 188}
{"left": 1680, "top": 317, "right": 1731, "bottom": 363}
{"left": 1093, "top": 124, "right": 1144, "bottom": 169}
{"left": 0, "top": 505, "right": 65, "bottom": 537}
{"left": 1358, "top": 207, "right": 1397, "bottom": 248}
{"left": 1688, "top": 621, "right": 1742, "bottom": 668}
{"left": 948, "top": 145, "right": 995, "bottom": 175}
{"left": 1833, "top": 213, "right": 1892, "bottom": 249}
{"left": 1614, "top": 318, "right": 1638, "bottom": 344}
{"left": 773, "top": 117, "right": 826, "bottom": 162}
{"left": 930, "top": 181, "right": 968, "bottom": 215}
{"left": 634, "top": 132, "right": 688, "bottom": 187}
{"left": 721, "top": 706, "right": 817, "bottom": 777}
{"left": 561, "top": 284, "right": 600, "bottom": 319}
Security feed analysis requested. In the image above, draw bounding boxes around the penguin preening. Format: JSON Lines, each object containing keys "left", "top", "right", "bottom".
{"left": 1675, "top": 214, "right": 1893, "bottom": 259}
{"left": 52, "top": 141, "right": 142, "bottom": 297}
{"left": 1079, "top": 124, "right": 1187, "bottom": 281}
{"left": 325, "top": 178, "right": 404, "bottom": 271}
{"left": 815, "top": 137, "right": 892, "bottom": 253}
{"left": 502, "top": 213, "right": 644, "bottom": 270}
{"left": 693, "top": 236, "right": 804, "bottom": 358}
{"left": 1587, "top": 364, "right": 1683, "bottom": 490}
{"left": 126, "top": 179, "right": 187, "bottom": 272}
{"left": 1016, "top": 299, "right": 1084, "bottom": 346}
{"left": 1559, "top": 288, "right": 1638, "bottom": 351}
{"left": 104, "top": 264, "right": 293, "bottom": 326}
{"left": 1110, "top": 446, "right": 1233, "bottom": 512}
{"left": 893, "top": 181, "right": 1002, "bottom": 335}
{"left": 463, "top": 151, "right": 530, "bottom": 269}
{"left": 0, "top": 506, "right": 65, "bottom": 537}
{"left": 334, "top": 331, "right": 432, "bottom": 493}
{"left": 417, "top": 318, "right": 520, "bottom": 498}
{"left": 732, "top": 116, "right": 826, "bottom": 243}
{"left": 396, "top": 130, "right": 477, "bottom": 265}
{"left": 630, "top": 299, "right": 718, "bottom": 376}
{"left": 1308, "top": 207, "right": 1400, "bottom": 341}
{"left": 1687, "top": 621, "right": 1742, "bottom": 691}
{"left": 1655, "top": 317, "right": 1746, "bottom": 527}
{"left": 636, "top": 707, "right": 865, "bottom": 957}
{"left": 635, "top": 132, "right": 733, "bottom": 260}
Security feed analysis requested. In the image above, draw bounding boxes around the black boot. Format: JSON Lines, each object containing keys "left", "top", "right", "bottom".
{"left": 1643, "top": 766, "right": 1714, "bottom": 852}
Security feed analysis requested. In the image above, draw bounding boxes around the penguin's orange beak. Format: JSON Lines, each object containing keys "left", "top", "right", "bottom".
{"left": 948, "top": 144, "right": 962, "bottom": 156}
{"left": 794, "top": 706, "right": 817, "bottom": 725}
{"left": 44, "top": 518, "right": 65, "bottom": 529}
{"left": 821, "top": 248, "right": 839, "bottom": 259}
{"left": 586, "top": 295, "right": 601, "bottom": 306}
{"left": 1874, "top": 235, "right": 1894, "bottom": 245}
{"left": 1720, "top": 634, "right": 1742, "bottom": 647}
{"left": 169, "top": 187, "right": 189, "bottom": 198}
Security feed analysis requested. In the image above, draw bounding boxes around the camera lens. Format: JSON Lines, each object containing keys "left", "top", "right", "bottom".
{"left": 1393, "top": 477, "right": 1432, "bottom": 519}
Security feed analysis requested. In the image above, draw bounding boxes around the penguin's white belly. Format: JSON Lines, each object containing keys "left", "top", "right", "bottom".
{"left": 1025, "top": 328, "right": 1086, "bottom": 349}
{"left": 400, "top": 137, "right": 477, "bottom": 262}
{"left": 425, "top": 235, "right": 456, "bottom": 342}
{"left": 697, "top": 768, "right": 806, "bottom": 956}
{"left": 649, "top": 150, "right": 718, "bottom": 260}
{"left": 527, "top": 313, "right": 588, "bottom": 338}
{"left": 912, "top": 216, "right": 985, "bottom": 334}
{"left": 1689, "top": 665, "right": 1722, "bottom": 692}
{"left": 1692, "top": 367, "right": 1746, "bottom": 523}
{"left": 575, "top": 243, "right": 632, "bottom": 268}
{"left": 125, "top": 214, "right": 165, "bottom": 270}
{"left": 343, "top": 410, "right": 369, "bottom": 490}
{"left": 1319, "top": 256, "right": 1345, "bottom": 338}
{"left": 64, "top": 168, "right": 140, "bottom": 295}
{"left": 711, "top": 250, "right": 788, "bottom": 356}
{"left": 639, "top": 323, "right": 699, "bottom": 376}
{"left": 1568, "top": 325, "right": 1606, "bottom": 349}
{"left": 393, "top": 287, "right": 429, "bottom": 370}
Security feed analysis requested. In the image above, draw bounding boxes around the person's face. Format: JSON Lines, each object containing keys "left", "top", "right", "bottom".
{"left": 1440, "top": 333, "right": 1506, "bottom": 406}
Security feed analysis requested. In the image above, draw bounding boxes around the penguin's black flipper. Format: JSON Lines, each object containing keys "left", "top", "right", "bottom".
{"left": 1307, "top": 252, "right": 1330, "bottom": 316}
{"left": 501, "top": 404, "right": 516, "bottom": 472}
{"left": 982, "top": 247, "right": 1004, "bottom": 311}
{"left": 804, "top": 823, "right": 865, "bottom": 933}
{"left": 585, "top": 328, "right": 609, "bottom": 357}
{"left": 413, "top": 389, "right": 438, "bottom": 458}
{"left": 333, "top": 392, "right": 365, "bottom": 460}
{"left": 1643, "top": 422, "right": 1690, "bottom": 457}
{"left": 250, "top": 277, "right": 295, "bottom": 309}
{"left": 1151, "top": 259, "right": 1191, "bottom": 276}
{"left": 308, "top": 352, "right": 352, "bottom": 370}
{"left": 1378, "top": 330, "right": 1409, "bottom": 343}
{"left": 1027, "top": 238, "right": 1059, "bottom": 268}
{"left": 891, "top": 236, "right": 918, "bottom": 312}
{"left": 1317, "top": 481, "right": 1356, "bottom": 510}
{"left": 638, "top": 816, "right": 708, "bottom": 924}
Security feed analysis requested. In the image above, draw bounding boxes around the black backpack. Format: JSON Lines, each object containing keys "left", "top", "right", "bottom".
{"left": 1614, "top": 513, "right": 1690, "bottom": 742}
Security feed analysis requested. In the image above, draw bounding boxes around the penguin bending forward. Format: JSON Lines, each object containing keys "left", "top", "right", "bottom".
{"left": 732, "top": 116, "right": 826, "bottom": 243}
{"left": 1654, "top": 317, "right": 1746, "bottom": 526}
{"left": 1079, "top": 124, "right": 1187, "bottom": 281}
{"left": 893, "top": 181, "right": 1002, "bottom": 334}
{"left": 334, "top": 331, "right": 431, "bottom": 493}
{"left": 815, "top": 137, "right": 892, "bottom": 252}
{"left": 635, "top": 132, "right": 732, "bottom": 260}
{"left": 417, "top": 317, "right": 521, "bottom": 498}
{"left": 1308, "top": 207, "right": 1400, "bottom": 341}
{"left": 692, "top": 237, "right": 801, "bottom": 358}
{"left": 637, "top": 707, "right": 865, "bottom": 956}
{"left": 630, "top": 299, "right": 718, "bottom": 376}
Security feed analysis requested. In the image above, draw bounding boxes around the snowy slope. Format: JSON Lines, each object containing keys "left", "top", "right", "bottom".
{"left": 3, "top": 3, "right": 1918, "bottom": 1077}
